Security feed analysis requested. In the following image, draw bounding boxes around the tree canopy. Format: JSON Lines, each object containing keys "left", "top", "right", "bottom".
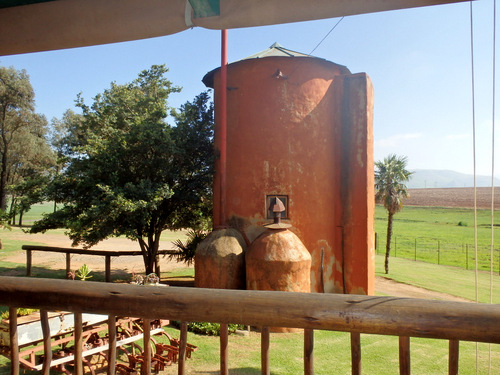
{"left": 375, "top": 154, "right": 413, "bottom": 274}
{"left": 32, "top": 65, "right": 214, "bottom": 274}
{"left": 0, "top": 66, "right": 56, "bottom": 216}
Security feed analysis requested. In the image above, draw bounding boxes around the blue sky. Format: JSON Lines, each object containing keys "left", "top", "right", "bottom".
{"left": 0, "top": 1, "right": 497, "bottom": 176}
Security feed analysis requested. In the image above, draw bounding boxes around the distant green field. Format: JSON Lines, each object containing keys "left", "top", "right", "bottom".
{"left": 12, "top": 201, "right": 55, "bottom": 225}
{"left": 375, "top": 205, "right": 500, "bottom": 272}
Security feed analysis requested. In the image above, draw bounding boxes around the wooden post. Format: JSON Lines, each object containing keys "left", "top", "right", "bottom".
{"left": 351, "top": 332, "right": 361, "bottom": 375}
{"left": 261, "top": 327, "right": 270, "bottom": 375}
{"left": 448, "top": 340, "right": 459, "bottom": 375}
{"left": 66, "top": 253, "right": 71, "bottom": 277}
{"left": 40, "top": 310, "right": 52, "bottom": 375}
{"left": 399, "top": 336, "right": 410, "bottom": 375}
{"left": 26, "top": 249, "right": 32, "bottom": 276}
{"left": 220, "top": 323, "right": 229, "bottom": 375}
{"left": 178, "top": 321, "right": 188, "bottom": 375}
{"left": 105, "top": 255, "right": 111, "bottom": 282}
{"left": 107, "top": 315, "right": 116, "bottom": 375}
{"left": 74, "top": 312, "right": 83, "bottom": 375}
{"left": 8, "top": 307, "right": 19, "bottom": 375}
{"left": 143, "top": 318, "right": 151, "bottom": 375}
{"left": 304, "top": 329, "right": 314, "bottom": 375}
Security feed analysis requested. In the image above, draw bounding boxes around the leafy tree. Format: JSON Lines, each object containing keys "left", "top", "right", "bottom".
{"left": 31, "top": 65, "right": 214, "bottom": 274}
{"left": 375, "top": 154, "right": 413, "bottom": 274}
{"left": 0, "top": 66, "right": 53, "bottom": 211}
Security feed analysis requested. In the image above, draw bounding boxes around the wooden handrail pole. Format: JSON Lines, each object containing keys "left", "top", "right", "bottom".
{"left": 66, "top": 253, "right": 71, "bottom": 277}
{"left": 220, "top": 323, "right": 229, "bottom": 375}
{"left": 399, "top": 336, "right": 410, "bottom": 375}
{"left": 261, "top": 327, "right": 270, "bottom": 375}
{"left": 304, "top": 329, "right": 314, "bottom": 375}
{"left": 8, "top": 307, "right": 19, "bottom": 375}
{"left": 105, "top": 255, "right": 111, "bottom": 282}
{"left": 107, "top": 315, "right": 117, "bottom": 375}
{"left": 143, "top": 318, "right": 151, "bottom": 375}
{"left": 351, "top": 332, "right": 361, "bottom": 375}
{"left": 40, "top": 310, "right": 52, "bottom": 375}
{"left": 2, "top": 277, "right": 500, "bottom": 344}
{"left": 26, "top": 249, "right": 32, "bottom": 276}
{"left": 178, "top": 321, "right": 188, "bottom": 375}
{"left": 448, "top": 339, "right": 459, "bottom": 375}
{"left": 74, "top": 312, "right": 83, "bottom": 375}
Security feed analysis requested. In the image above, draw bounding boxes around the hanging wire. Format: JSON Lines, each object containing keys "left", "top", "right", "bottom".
{"left": 308, "top": 17, "right": 345, "bottom": 56}
{"left": 488, "top": 0, "right": 496, "bottom": 372}
{"left": 469, "top": 1, "right": 479, "bottom": 371}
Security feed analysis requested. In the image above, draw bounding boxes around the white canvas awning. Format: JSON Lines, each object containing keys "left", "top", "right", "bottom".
{"left": 0, "top": 0, "right": 467, "bottom": 56}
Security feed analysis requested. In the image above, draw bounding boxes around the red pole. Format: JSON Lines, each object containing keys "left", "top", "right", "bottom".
{"left": 219, "top": 29, "right": 228, "bottom": 227}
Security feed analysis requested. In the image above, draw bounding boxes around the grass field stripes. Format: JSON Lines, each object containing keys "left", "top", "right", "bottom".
{"left": 375, "top": 205, "right": 500, "bottom": 273}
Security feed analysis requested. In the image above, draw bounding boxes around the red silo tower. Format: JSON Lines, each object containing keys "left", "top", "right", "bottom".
{"left": 203, "top": 43, "right": 374, "bottom": 295}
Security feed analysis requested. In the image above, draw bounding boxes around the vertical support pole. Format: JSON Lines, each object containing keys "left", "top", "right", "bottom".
{"left": 351, "top": 332, "right": 361, "bottom": 375}
{"left": 40, "top": 310, "right": 52, "bottom": 375}
{"left": 399, "top": 336, "right": 410, "bottom": 375}
{"left": 143, "top": 318, "right": 151, "bottom": 375}
{"left": 107, "top": 315, "right": 116, "bottom": 375}
{"left": 219, "top": 29, "right": 228, "bottom": 227}
{"left": 449, "top": 340, "right": 459, "bottom": 375}
{"left": 74, "top": 312, "right": 83, "bottom": 375}
{"left": 26, "top": 249, "right": 32, "bottom": 276}
{"left": 8, "top": 307, "right": 19, "bottom": 375}
{"left": 304, "top": 329, "right": 314, "bottom": 375}
{"left": 66, "top": 253, "right": 71, "bottom": 277}
{"left": 261, "top": 326, "right": 270, "bottom": 375}
{"left": 105, "top": 255, "right": 111, "bottom": 282}
{"left": 220, "top": 323, "right": 229, "bottom": 375}
{"left": 178, "top": 321, "right": 188, "bottom": 375}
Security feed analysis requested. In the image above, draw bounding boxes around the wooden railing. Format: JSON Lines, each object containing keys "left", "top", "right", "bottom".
{"left": 21, "top": 245, "right": 178, "bottom": 282}
{"left": 1, "top": 275, "right": 500, "bottom": 374}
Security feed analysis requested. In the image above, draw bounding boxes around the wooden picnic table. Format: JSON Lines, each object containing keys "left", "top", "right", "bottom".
{"left": 21, "top": 245, "right": 178, "bottom": 282}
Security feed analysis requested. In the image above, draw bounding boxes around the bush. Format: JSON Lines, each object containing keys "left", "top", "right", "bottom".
{"left": 171, "top": 321, "right": 245, "bottom": 336}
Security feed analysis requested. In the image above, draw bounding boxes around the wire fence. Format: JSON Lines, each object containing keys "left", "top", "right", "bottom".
{"left": 375, "top": 233, "right": 500, "bottom": 274}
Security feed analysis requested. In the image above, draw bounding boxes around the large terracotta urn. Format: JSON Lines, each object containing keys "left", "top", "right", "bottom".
{"left": 195, "top": 228, "right": 246, "bottom": 289}
{"left": 246, "top": 227, "right": 311, "bottom": 332}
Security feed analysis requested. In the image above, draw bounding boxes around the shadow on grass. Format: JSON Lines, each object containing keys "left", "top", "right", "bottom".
{"left": 0, "top": 264, "right": 131, "bottom": 283}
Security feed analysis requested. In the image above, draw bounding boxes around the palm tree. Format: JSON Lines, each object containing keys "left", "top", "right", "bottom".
{"left": 375, "top": 154, "right": 413, "bottom": 274}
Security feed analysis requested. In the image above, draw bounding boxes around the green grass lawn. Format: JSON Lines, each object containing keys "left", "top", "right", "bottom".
{"left": 375, "top": 205, "right": 500, "bottom": 272}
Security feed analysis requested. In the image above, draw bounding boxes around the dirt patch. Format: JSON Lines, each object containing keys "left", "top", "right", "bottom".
{"left": 404, "top": 187, "right": 500, "bottom": 209}
{"left": 375, "top": 276, "right": 471, "bottom": 302}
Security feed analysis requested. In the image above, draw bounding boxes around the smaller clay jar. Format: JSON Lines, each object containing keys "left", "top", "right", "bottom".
{"left": 195, "top": 228, "right": 246, "bottom": 289}
{"left": 246, "top": 228, "right": 311, "bottom": 332}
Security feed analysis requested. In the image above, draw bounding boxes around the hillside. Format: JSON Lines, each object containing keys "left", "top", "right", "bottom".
{"left": 403, "top": 187, "right": 500, "bottom": 209}
{"left": 407, "top": 169, "right": 500, "bottom": 188}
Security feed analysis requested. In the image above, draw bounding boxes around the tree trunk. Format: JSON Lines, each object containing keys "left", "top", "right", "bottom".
{"left": 18, "top": 209, "right": 24, "bottom": 227}
{"left": 384, "top": 211, "right": 394, "bottom": 274}
{"left": 139, "top": 237, "right": 159, "bottom": 275}
{"left": 0, "top": 144, "right": 8, "bottom": 211}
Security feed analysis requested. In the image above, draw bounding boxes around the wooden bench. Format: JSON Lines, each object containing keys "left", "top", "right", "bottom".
{"left": 21, "top": 245, "right": 179, "bottom": 282}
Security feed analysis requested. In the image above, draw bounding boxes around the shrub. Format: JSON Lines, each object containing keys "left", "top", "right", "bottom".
{"left": 171, "top": 321, "right": 245, "bottom": 336}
